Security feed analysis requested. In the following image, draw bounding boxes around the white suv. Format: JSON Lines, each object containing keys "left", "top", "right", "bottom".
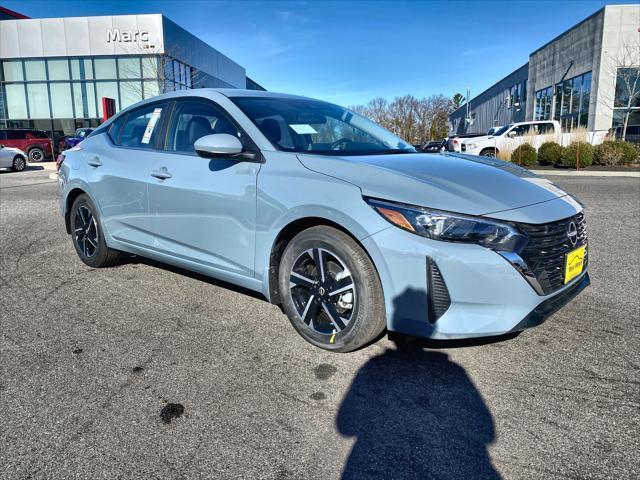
{"left": 462, "top": 120, "right": 561, "bottom": 157}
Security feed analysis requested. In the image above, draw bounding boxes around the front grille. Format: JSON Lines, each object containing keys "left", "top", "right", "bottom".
{"left": 515, "top": 211, "right": 588, "bottom": 295}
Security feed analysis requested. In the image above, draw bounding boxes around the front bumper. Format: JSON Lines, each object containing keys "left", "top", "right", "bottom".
{"left": 510, "top": 273, "right": 590, "bottom": 332}
{"left": 362, "top": 227, "right": 590, "bottom": 340}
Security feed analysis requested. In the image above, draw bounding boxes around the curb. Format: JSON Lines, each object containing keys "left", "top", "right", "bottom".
{"left": 529, "top": 170, "right": 640, "bottom": 178}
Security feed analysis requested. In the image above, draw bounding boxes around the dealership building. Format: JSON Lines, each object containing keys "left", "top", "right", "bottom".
{"left": 449, "top": 4, "right": 640, "bottom": 135}
{"left": 0, "top": 9, "right": 264, "bottom": 146}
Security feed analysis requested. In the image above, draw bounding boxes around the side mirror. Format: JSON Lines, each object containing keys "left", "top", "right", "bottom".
{"left": 194, "top": 133, "right": 256, "bottom": 161}
{"left": 507, "top": 130, "right": 517, "bottom": 138}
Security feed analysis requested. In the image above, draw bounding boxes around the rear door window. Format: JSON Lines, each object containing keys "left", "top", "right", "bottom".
{"left": 117, "top": 103, "right": 165, "bottom": 149}
{"left": 6, "top": 131, "right": 27, "bottom": 140}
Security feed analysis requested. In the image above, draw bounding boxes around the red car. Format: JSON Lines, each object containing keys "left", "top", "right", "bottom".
{"left": 0, "top": 129, "right": 53, "bottom": 162}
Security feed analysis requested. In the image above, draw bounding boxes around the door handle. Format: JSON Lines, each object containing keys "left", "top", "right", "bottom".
{"left": 150, "top": 168, "right": 172, "bottom": 180}
{"left": 87, "top": 157, "right": 102, "bottom": 167}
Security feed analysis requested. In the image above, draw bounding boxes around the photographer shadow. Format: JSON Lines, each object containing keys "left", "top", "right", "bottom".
{"left": 337, "top": 289, "right": 501, "bottom": 479}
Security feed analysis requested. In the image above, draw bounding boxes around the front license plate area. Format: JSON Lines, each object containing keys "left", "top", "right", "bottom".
{"left": 564, "top": 245, "right": 586, "bottom": 284}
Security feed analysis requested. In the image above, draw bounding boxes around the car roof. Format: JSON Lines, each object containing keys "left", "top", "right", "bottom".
{"left": 102, "top": 88, "right": 331, "bottom": 129}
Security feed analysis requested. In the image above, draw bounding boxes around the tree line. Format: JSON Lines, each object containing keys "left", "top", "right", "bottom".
{"left": 348, "top": 94, "right": 462, "bottom": 145}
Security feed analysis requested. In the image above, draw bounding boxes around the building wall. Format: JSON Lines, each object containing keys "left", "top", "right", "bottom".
{"left": 161, "top": 16, "right": 245, "bottom": 89}
{"left": 593, "top": 4, "right": 640, "bottom": 131}
{"left": 526, "top": 9, "right": 604, "bottom": 130}
{"left": 450, "top": 4, "right": 640, "bottom": 135}
{"left": 449, "top": 64, "right": 528, "bottom": 135}
{"left": 0, "top": 14, "right": 256, "bottom": 147}
{"left": 0, "top": 15, "right": 165, "bottom": 59}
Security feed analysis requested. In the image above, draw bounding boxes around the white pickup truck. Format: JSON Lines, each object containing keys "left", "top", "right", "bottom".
{"left": 461, "top": 120, "right": 561, "bottom": 157}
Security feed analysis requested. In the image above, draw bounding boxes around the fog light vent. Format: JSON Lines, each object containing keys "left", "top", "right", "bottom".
{"left": 427, "top": 258, "right": 451, "bottom": 323}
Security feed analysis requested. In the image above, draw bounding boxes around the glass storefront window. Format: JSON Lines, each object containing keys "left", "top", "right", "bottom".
{"left": 96, "top": 81, "right": 119, "bottom": 116}
{"left": 72, "top": 82, "right": 97, "bottom": 118}
{"left": 3, "top": 60, "right": 24, "bottom": 81}
{"left": 50, "top": 83, "right": 74, "bottom": 117}
{"left": 83, "top": 59, "right": 94, "bottom": 80}
{"left": 143, "top": 80, "right": 160, "bottom": 99}
{"left": 570, "top": 76, "right": 581, "bottom": 114}
{"left": 25, "top": 60, "right": 47, "bottom": 81}
{"left": 5, "top": 84, "right": 27, "bottom": 118}
{"left": 94, "top": 58, "right": 117, "bottom": 80}
{"left": 614, "top": 67, "right": 640, "bottom": 109}
{"left": 120, "top": 81, "right": 143, "bottom": 108}
{"left": 48, "top": 59, "right": 70, "bottom": 80}
{"left": 117, "top": 57, "right": 141, "bottom": 79}
{"left": 142, "top": 56, "right": 160, "bottom": 79}
{"left": 27, "top": 83, "right": 50, "bottom": 118}
{"left": 581, "top": 72, "right": 591, "bottom": 113}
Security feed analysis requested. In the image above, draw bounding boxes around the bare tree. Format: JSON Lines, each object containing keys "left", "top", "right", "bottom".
{"left": 350, "top": 94, "right": 452, "bottom": 144}
{"left": 598, "top": 44, "right": 640, "bottom": 141}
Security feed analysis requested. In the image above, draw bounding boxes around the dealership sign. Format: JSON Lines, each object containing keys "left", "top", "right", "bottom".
{"left": 106, "top": 29, "right": 150, "bottom": 43}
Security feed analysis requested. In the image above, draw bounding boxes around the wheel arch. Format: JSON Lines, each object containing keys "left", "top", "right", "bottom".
{"left": 64, "top": 187, "right": 88, "bottom": 234}
{"left": 266, "top": 216, "right": 383, "bottom": 306}
{"left": 480, "top": 147, "right": 498, "bottom": 156}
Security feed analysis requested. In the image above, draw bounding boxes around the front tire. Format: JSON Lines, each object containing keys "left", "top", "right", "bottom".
{"left": 11, "top": 155, "right": 26, "bottom": 172}
{"left": 28, "top": 147, "right": 45, "bottom": 162}
{"left": 278, "top": 226, "right": 386, "bottom": 352}
{"left": 70, "top": 194, "right": 123, "bottom": 268}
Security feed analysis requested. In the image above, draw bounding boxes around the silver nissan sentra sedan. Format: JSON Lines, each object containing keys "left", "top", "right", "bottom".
{"left": 58, "top": 89, "right": 589, "bottom": 352}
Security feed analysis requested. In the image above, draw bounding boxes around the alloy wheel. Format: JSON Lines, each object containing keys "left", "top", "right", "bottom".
{"left": 74, "top": 205, "right": 99, "bottom": 258}
{"left": 289, "top": 248, "right": 356, "bottom": 335}
{"left": 13, "top": 157, "right": 25, "bottom": 171}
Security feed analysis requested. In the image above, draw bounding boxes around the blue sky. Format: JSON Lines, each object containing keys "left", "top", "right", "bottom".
{"left": 3, "top": 0, "right": 631, "bottom": 106}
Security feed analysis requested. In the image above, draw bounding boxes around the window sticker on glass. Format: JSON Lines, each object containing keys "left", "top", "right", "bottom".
{"left": 141, "top": 108, "right": 162, "bottom": 144}
{"left": 289, "top": 124, "right": 318, "bottom": 135}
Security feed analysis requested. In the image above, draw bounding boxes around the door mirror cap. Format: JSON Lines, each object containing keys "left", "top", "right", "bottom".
{"left": 194, "top": 134, "right": 244, "bottom": 158}
{"left": 507, "top": 130, "right": 517, "bottom": 138}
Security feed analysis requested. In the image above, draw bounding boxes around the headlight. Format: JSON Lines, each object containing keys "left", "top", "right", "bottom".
{"left": 366, "top": 198, "right": 527, "bottom": 252}
{"left": 466, "top": 143, "right": 476, "bottom": 149}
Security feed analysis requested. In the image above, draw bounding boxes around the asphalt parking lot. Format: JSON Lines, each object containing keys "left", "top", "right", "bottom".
{"left": 1, "top": 166, "right": 639, "bottom": 479}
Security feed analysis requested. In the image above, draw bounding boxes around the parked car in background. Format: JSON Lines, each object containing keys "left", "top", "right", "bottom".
{"left": 447, "top": 132, "right": 486, "bottom": 152}
{"left": 0, "top": 144, "right": 27, "bottom": 172}
{"left": 461, "top": 120, "right": 561, "bottom": 157}
{"left": 58, "top": 89, "right": 589, "bottom": 352}
{"left": 422, "top": 139, "right": 447, "bottom": 153}
{"left": 57, "top": 128, "right": 95, "bottom": 153}
{"left": 0, "top": 129, "right": 53, "bottom": 162}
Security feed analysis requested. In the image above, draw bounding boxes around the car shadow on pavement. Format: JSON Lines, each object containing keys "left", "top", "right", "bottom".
{"left": 337, "top": 289, "right": 502, "bottom": 480}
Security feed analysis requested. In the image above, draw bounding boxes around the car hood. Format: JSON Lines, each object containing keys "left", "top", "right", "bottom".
{"left": 297, "top": 152, "right": 570, "bottom": 216}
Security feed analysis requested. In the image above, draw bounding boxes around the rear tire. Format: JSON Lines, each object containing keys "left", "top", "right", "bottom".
{"left": 28, "top": 147, "right": 45, "bottom": 162}
{"left": 11, "top": 155, "right": 26, "bottom": 172}
{"left": 70, "top": 194, "right": 124, "bottom": 268}
{"left": 480, "top": 148, "right": 497, "bottom": 157}
{"left": 278, "top": 226, "right": 386, "bottom": 352}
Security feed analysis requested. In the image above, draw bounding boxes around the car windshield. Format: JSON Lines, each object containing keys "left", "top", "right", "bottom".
{"left": 493, "top": 124, "right": 513, "bottom": 136}
{"left": 230, "top": 96, "right": 416, "bottom": 155}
